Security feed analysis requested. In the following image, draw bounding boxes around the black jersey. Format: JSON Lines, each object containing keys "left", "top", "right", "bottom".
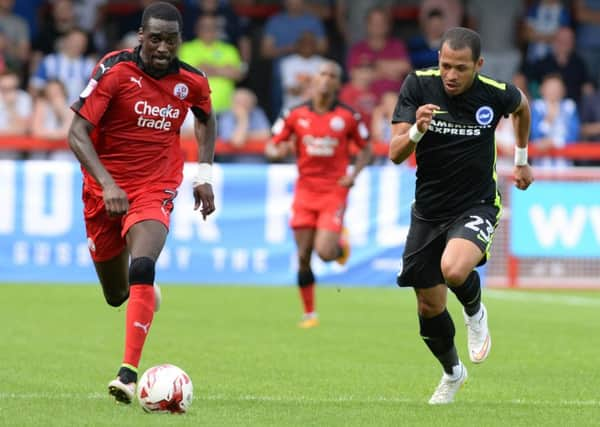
{"left": 392, "top": 69, "right": 521, "bottom": 220}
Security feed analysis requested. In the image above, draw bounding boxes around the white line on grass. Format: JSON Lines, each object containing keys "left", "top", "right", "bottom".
{"left": 1, "top": 392, "right": 599, "bottom": 407}
{"left": 485, "top": 290, "right": 600, "bottom": 307}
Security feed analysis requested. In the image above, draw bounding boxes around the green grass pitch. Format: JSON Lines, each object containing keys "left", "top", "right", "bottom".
{"left": 1, "top": 284, "right": 599, "bottom": 426}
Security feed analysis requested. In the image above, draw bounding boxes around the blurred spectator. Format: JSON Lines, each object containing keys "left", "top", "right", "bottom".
{"left": 0, "top": 69, "right": 31, "bottom": 159}
{"left": 407, "top": 8, "right": 445, "bottom": 70}
{"left": 523, "top": 27, "right": 594, "bottom": 106}
{"left": 530, "top": 74, "right": 580, "bottom": 168}
{"left": 523, "top": 0, "right": 571, "bottom": 65}
{"left": 30, "top": 79, "right": 75, "bottom": 160}
{"left": 339, "top": 60, "right": 377, "bottom": 127}
{"left": 280, "top": 32, "right": 325, "bottom": 110}
{"left": 466, "top": 0, "right": 524, "bottom": 83}
{"left": 12, "top": 0, "right": 43, "bottom": 39}
{"left": 104, "top": 0, "right": 153, "bottom": 49}
{"left": 334, "top": 0, "right": 396, "bottom": 45}
{"left": 29, "top": 27, "right": 96, "bottom": 105}
{"left": 347, "top": 6, "right": 411, "bottom": 101}
{"left": 370, "top": 90, "right": 396, "bottom": 144}
{"left": 217, "top": 87, "right": 270, "bottom": 162}
{"left": 420, "top": 0, "right": 464, "bottom": 30}
{"left": 577, "top": 84, "right": 600, "bottom": 166}
{"left": 32, "top": 0, "right": 96, "bottom": 61}
{"left": 179, "top": 14, "right": 244, "bottom": 114}
{"left": 573, "top": 0, "right": 600, "bottom": 88}
{"left": 72, "top": 0, "right": 108, "bottom": 53}
{"left": 0, "top": 0, "right": 30, "bottom": 72}
{"left": 183, "top": 0, "right": 251, "bottom": 64}
{"left": 116, "top": 31, "right": 139, "bottom": 50}
{"left": 261, "top": 0, "right": 327, "bottom": 60}
{"left": 260, "top": 0, "right": 327, "bottom": 118}
{"left": 0, "top": 30, "right": 14, "bottom": 72}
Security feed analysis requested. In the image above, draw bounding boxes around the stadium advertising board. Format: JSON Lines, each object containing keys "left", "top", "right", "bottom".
{"left": 0, "top": 161, "right": 415, "bottom": 285}
{"left": 511, "top": 182, "right": 600, "bottom": 257}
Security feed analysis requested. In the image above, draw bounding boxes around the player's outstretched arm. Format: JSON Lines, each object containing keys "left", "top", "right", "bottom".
{"left": 389, "top": 103, "right": 439, "bottom": 164}
{"left": 512, "top": 89, "right": 534, "bottom": 191}
{"left": 192, "top": 111, "right": 217, "bottom": 219}
{"left": 68, "top": 114, "right": 128, "bottom": 216}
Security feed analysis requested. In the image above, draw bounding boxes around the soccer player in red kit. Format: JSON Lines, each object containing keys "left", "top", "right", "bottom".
{"left": 265, "top": 60, "right": 372, "bottom": 328}
{"left": 68, "top": 2, "right": 216, "bottom": 404}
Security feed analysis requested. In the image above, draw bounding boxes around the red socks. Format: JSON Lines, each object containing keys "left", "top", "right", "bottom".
{"left": 299, "top": 284, "right": 315, "bottom": 314}
{"left": 123, "top": 284, "right": 155, "bottom": 369}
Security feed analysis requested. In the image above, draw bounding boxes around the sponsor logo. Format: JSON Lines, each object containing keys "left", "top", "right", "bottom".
{"left": 173, "top": 83, "right": 189, "bottom": 100}
{"left": 134, "top": 101, "right": 181, "bottom": 131}
{"left": 428, "top": 119, "right": 484, "bottom": 136}
{"left": 99, "top": 63, "right": 110, "bottom": 74}
{"left": 329, "top": 116, "right": 345, "bottom": 132}
{"left": 130, "top": 75, "right": 143, "bottom": 88}
{"left": 298, "top": 118, "right": 310, "bottom": 128}
{"left": 303, "top": 135, "right": 339, "bottom": 156}
{"left": 476, "top": 106, "right": 494, "bottom": 125}
{"left": 133, "top": 321, "right": 150, "bottom": 334}
{"left": 87, "top": 237, "right": 96, "bottom": 252}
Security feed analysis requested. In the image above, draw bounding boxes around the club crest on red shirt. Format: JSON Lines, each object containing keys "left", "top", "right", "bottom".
{"left": 329, "top": 116, "right": 345, "bottom": 132}
{"left": 173, "top": 83, "right": 189, "bottom": 100}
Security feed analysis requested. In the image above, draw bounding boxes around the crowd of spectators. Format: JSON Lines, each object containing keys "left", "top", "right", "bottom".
{"left": 2, "top": 0, "right": 600, "bottom": 166}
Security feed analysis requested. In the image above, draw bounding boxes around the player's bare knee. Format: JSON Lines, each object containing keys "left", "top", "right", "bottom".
{"left": 129, "top": 256, "right": 156, "bottom": 285}
{"left": 441, "top": 263, "right": 469, "bottom": 287}
{"left": 315, "top": 244, "right": 337, "bottom": 261}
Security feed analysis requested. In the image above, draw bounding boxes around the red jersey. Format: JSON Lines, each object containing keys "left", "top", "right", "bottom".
{"left": 271, "top": 101, "right": 369, "bottom": 191}
{"left": 72, "top": 46, "right": 212, "bottom": 196}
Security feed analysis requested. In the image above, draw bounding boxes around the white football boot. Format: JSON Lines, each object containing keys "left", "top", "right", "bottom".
{"left": 428, "top": 362, "right": 468, "bottom": 404}
{"left": 108, "top": 377, "right": 136, "bottom": 404}
{"left": 464, "top": 303, "right": 491, "bottom": 363}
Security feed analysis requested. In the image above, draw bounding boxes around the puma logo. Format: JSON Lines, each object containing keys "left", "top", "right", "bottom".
{"left": 99, "top": 63, "right": 110, "bottom": 74}
{"left": 133, "top": 321, "right": 150, "bottom": 334}
{"left": 130, "top": 76, "right": 143, "bottom": 88}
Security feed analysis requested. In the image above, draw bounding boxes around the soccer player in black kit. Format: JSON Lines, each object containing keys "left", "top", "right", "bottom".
{"left": 389, "top": 27, "right": 534, "bottom": 404}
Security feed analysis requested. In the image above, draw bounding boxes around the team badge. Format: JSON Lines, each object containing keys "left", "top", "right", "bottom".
{"left": 329, "top": 116, "right": 345, "bottom": 132}
{"left": 80, "top": 79, "right": 98, "bottom": 98}
{"left": 475, "top": 106, "right": 494, "bottom": 125}
{"left": 173, "top": 83, "right": 189, "bottom": 100}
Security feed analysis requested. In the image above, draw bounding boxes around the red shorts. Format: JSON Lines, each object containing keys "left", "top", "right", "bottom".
{"left": 290, "top": 185, "right": 349, "bottom": 233}
{"left": 83, "top": 185, "right": 178, "bottom": 262}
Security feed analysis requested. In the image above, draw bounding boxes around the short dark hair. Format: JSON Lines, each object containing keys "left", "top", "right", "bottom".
{"left": 440, "top": 27, "right": 481, "bottom": 62}
{"left": 141, "top": 1, "right": 183, "bottom": 32}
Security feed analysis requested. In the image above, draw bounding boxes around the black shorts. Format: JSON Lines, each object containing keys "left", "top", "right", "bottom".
{"left": 397, "top": 203, "right": 501, "bottom": 289}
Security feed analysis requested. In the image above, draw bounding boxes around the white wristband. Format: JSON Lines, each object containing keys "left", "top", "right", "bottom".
{"left": 514, "top": 146, "right": 528, "bottom": 166}
{"left": 409, "top": 123, "right": 425, "bottom": 143}
{"left": 193, "top": 163, "right": 213, "bottom": 186}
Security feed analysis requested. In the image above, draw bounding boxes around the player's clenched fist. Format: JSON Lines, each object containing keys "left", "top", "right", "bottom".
{"left": 415, "top": 104, "right": 441, "bottom": 133}
{"left": 103, "top": 183, "right": 129, "bottom": 216}
{"left": 514, "top": 164, "right": 534, "bottom": 190}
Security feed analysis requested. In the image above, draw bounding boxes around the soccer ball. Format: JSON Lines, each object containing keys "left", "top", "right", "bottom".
{"left": 136, "top": 364, "right": 193, "bottom": 414}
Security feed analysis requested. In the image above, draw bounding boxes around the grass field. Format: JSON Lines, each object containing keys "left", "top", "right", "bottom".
{"left": 1, "top": 284, "right": 599, "bottom": 426}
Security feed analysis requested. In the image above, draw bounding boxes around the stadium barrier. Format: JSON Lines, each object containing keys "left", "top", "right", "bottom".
{"left": 2, "top": 139, "right": 600, "bottom": 288}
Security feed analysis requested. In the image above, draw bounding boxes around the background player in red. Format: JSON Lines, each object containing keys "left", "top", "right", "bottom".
{"left": 265, "top": 60, "right": 372, "bottom": 328}
{"left": 68, "top": 2, "right": 216, "bottom": 404}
